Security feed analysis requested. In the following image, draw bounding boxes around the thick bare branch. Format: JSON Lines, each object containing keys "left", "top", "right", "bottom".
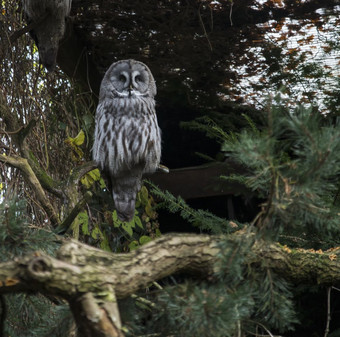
{"left": 0, "top": 233, "right": 340, "bottom": 300}
{"left": 0, "top": 232, "right": 340, "bottom": 336}
{"left": 69, "top": 292, "right": 124, "bottom": 337}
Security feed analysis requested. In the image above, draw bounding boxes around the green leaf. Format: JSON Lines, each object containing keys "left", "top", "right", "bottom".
{"left": 135, "top": 191, "right": 141, "bottom": 208}
{"left": 128, "top": 240, "right": 139, "bottom": 251}
{"left": 135, "top": 215, "right": 144, "bottom": 229}
{"left": 122, "top": 222, "right": 133, "bottom": 237}
{"left": 139, "top": 235, "right": 152, "bottom": 245}
{"left": 145, "top": 201, "right": 155, "bottom": 218}
{"left": 100, "top": 235, "right": 111, "bottom": 252}
{"left": 112, "top": 211, "right": 122, "bottom": 227}
{"left": 99, "top": 178, "right": 107, "bottom": 189}
{"left": 70, "top": 211, "right": 89, "bottom": 238}
{"left": 79, "top": 211, "right": 89, "bottom": 235}
{"left": 91, "top": 226, "right": 102, "bottom": 240}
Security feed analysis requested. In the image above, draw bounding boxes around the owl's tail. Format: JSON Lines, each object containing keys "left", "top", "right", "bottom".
{"left": 111, "top": 174, "right": 142, "bottom": 222}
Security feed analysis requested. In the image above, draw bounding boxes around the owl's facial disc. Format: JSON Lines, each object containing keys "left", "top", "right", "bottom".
{"left": 109, "top": 63, "right": 150, "bottom": 98}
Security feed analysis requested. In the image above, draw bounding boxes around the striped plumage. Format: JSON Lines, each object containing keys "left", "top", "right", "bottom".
{"left": 93, "top": 60, "right": 161, "bottom": 222}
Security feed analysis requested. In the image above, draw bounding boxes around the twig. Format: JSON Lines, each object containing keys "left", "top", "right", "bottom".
{"left": 324, "top": 287, "right": 331, "bottom": 337}
{"left": 55, "top": 191, "right": 93, "bottom": 234}
{"left": 229, "top": 1, "right": 234, "bottom": 26}
{"left": 0, "top": 126, "right": 24, "bottom": 135}
{"left": 9, "top": 13, "right": 49, "bottom": 44}
{"left": 197, "top": 5, "right": 212, "bottom": 51}
{"left": 9, "top": 21, "right": 36, "bottom": 44}
{"left": 247, "top": 320, "right": 275, "bottom": 337}
{"left": 131, "top": 294, "right": 156, "bottom": 309}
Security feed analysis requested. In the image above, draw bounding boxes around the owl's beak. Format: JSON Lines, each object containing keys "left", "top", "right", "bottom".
{"left": 128, "top": 84, "right": 133, "bottom": 97}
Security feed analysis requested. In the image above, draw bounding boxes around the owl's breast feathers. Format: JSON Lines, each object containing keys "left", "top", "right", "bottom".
{"left": 93, "top": 98, "right": 161, "bottom": 176}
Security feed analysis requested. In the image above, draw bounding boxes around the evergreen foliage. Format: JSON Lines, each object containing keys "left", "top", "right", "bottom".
{"left": 0, "top": 199, "right": 74, "bottom": 336}
{"left": 133, "top": 101, "right": 340, "bottom": 336}
{"left": 148, "top": 183, "right": 238, "bottom": 234}
{"left": 221, "top": 100, "right": 340, "bottom": 244}
{"left": 1, "top": 1, "right": 340, "bottom": 335}
{"left": 0, "top": 198, "right": 58, "bottom": 259}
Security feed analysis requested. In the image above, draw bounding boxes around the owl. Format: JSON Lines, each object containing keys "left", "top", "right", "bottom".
{"left": 93, "top": 60, "right": 161, "bottom": 222}
{"left": 22, "top": 0, "right": 72, "bottom": 71}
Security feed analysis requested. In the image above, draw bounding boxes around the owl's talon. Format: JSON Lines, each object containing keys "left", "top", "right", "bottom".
{"left": 158, "top": 164, "right": 169, "bottom": 173}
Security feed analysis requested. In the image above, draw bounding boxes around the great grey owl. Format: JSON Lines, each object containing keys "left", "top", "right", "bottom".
{"left": 22, "top": 0, "right": 72, "bottom": 71}
{"left": 93, "top": 60, "right": 161, "bottom": 222}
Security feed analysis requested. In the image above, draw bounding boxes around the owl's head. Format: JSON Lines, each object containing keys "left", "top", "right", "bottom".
{"left": 100, "top": 59, "right": 156, "bottom": 99}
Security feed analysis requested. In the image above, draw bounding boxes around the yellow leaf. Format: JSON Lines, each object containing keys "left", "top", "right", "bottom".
{"left": 140, "top": 185, "right": 149, "bottom": 204}
{"left": 88, "top": 168, "right": 101, "bottom": 180}
{"left": 5, "top": 277, "right": 20, "bottom": 286}
{"left": 73, "top": 130, "right": 85, "bottom": 146}
{"left": 329, "top": 254, "right": 337, "bottom": 261}
{"left": 32, "top": 43, "right": 38, "bottom": 54}
{"left": 145, "top": 201, "right": 155, "bottom": 219}
{"left": 65, "top": 130, "right": 85, "bottom": 147}
{"left": 80, "top": 169, "right": 101, "bottom": 188}
{"left": 80, "top": 175, "right": 91, "bottom": 188}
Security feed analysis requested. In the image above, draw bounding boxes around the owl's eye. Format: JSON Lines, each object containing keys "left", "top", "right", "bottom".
{"left": 135, "top": 75, "right": 143, "bottom": 83}
{"left": 119, "top": 74, "right": 126, "bottom": 82}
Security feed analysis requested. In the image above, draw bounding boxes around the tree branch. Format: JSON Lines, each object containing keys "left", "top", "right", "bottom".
{"left": 0, "top": 232, "right": 340, "bottom": 335}
{"left": 0, "top": 233, "right": 339, "bottom": 299}
{"left": 0, "top": 154, "right": 59, "bottom": 224}
{"left": 9, "top": 13, "right": 49, "bottom": 44}
{"left": 56, "top": 191, "right": 93, "bottom": 234}
{"left": 69, "top": 292, "right": 124, "bottom": 337}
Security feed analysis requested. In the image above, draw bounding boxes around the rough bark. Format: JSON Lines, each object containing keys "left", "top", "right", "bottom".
{"left": 0, "top": 232, "right": 339, "bottom": 336}
{"left": 0, "top": 233, "right": 339, "bottom": 297}
{"left": 69, "top": 292, "right": 123, "bottom": 337}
